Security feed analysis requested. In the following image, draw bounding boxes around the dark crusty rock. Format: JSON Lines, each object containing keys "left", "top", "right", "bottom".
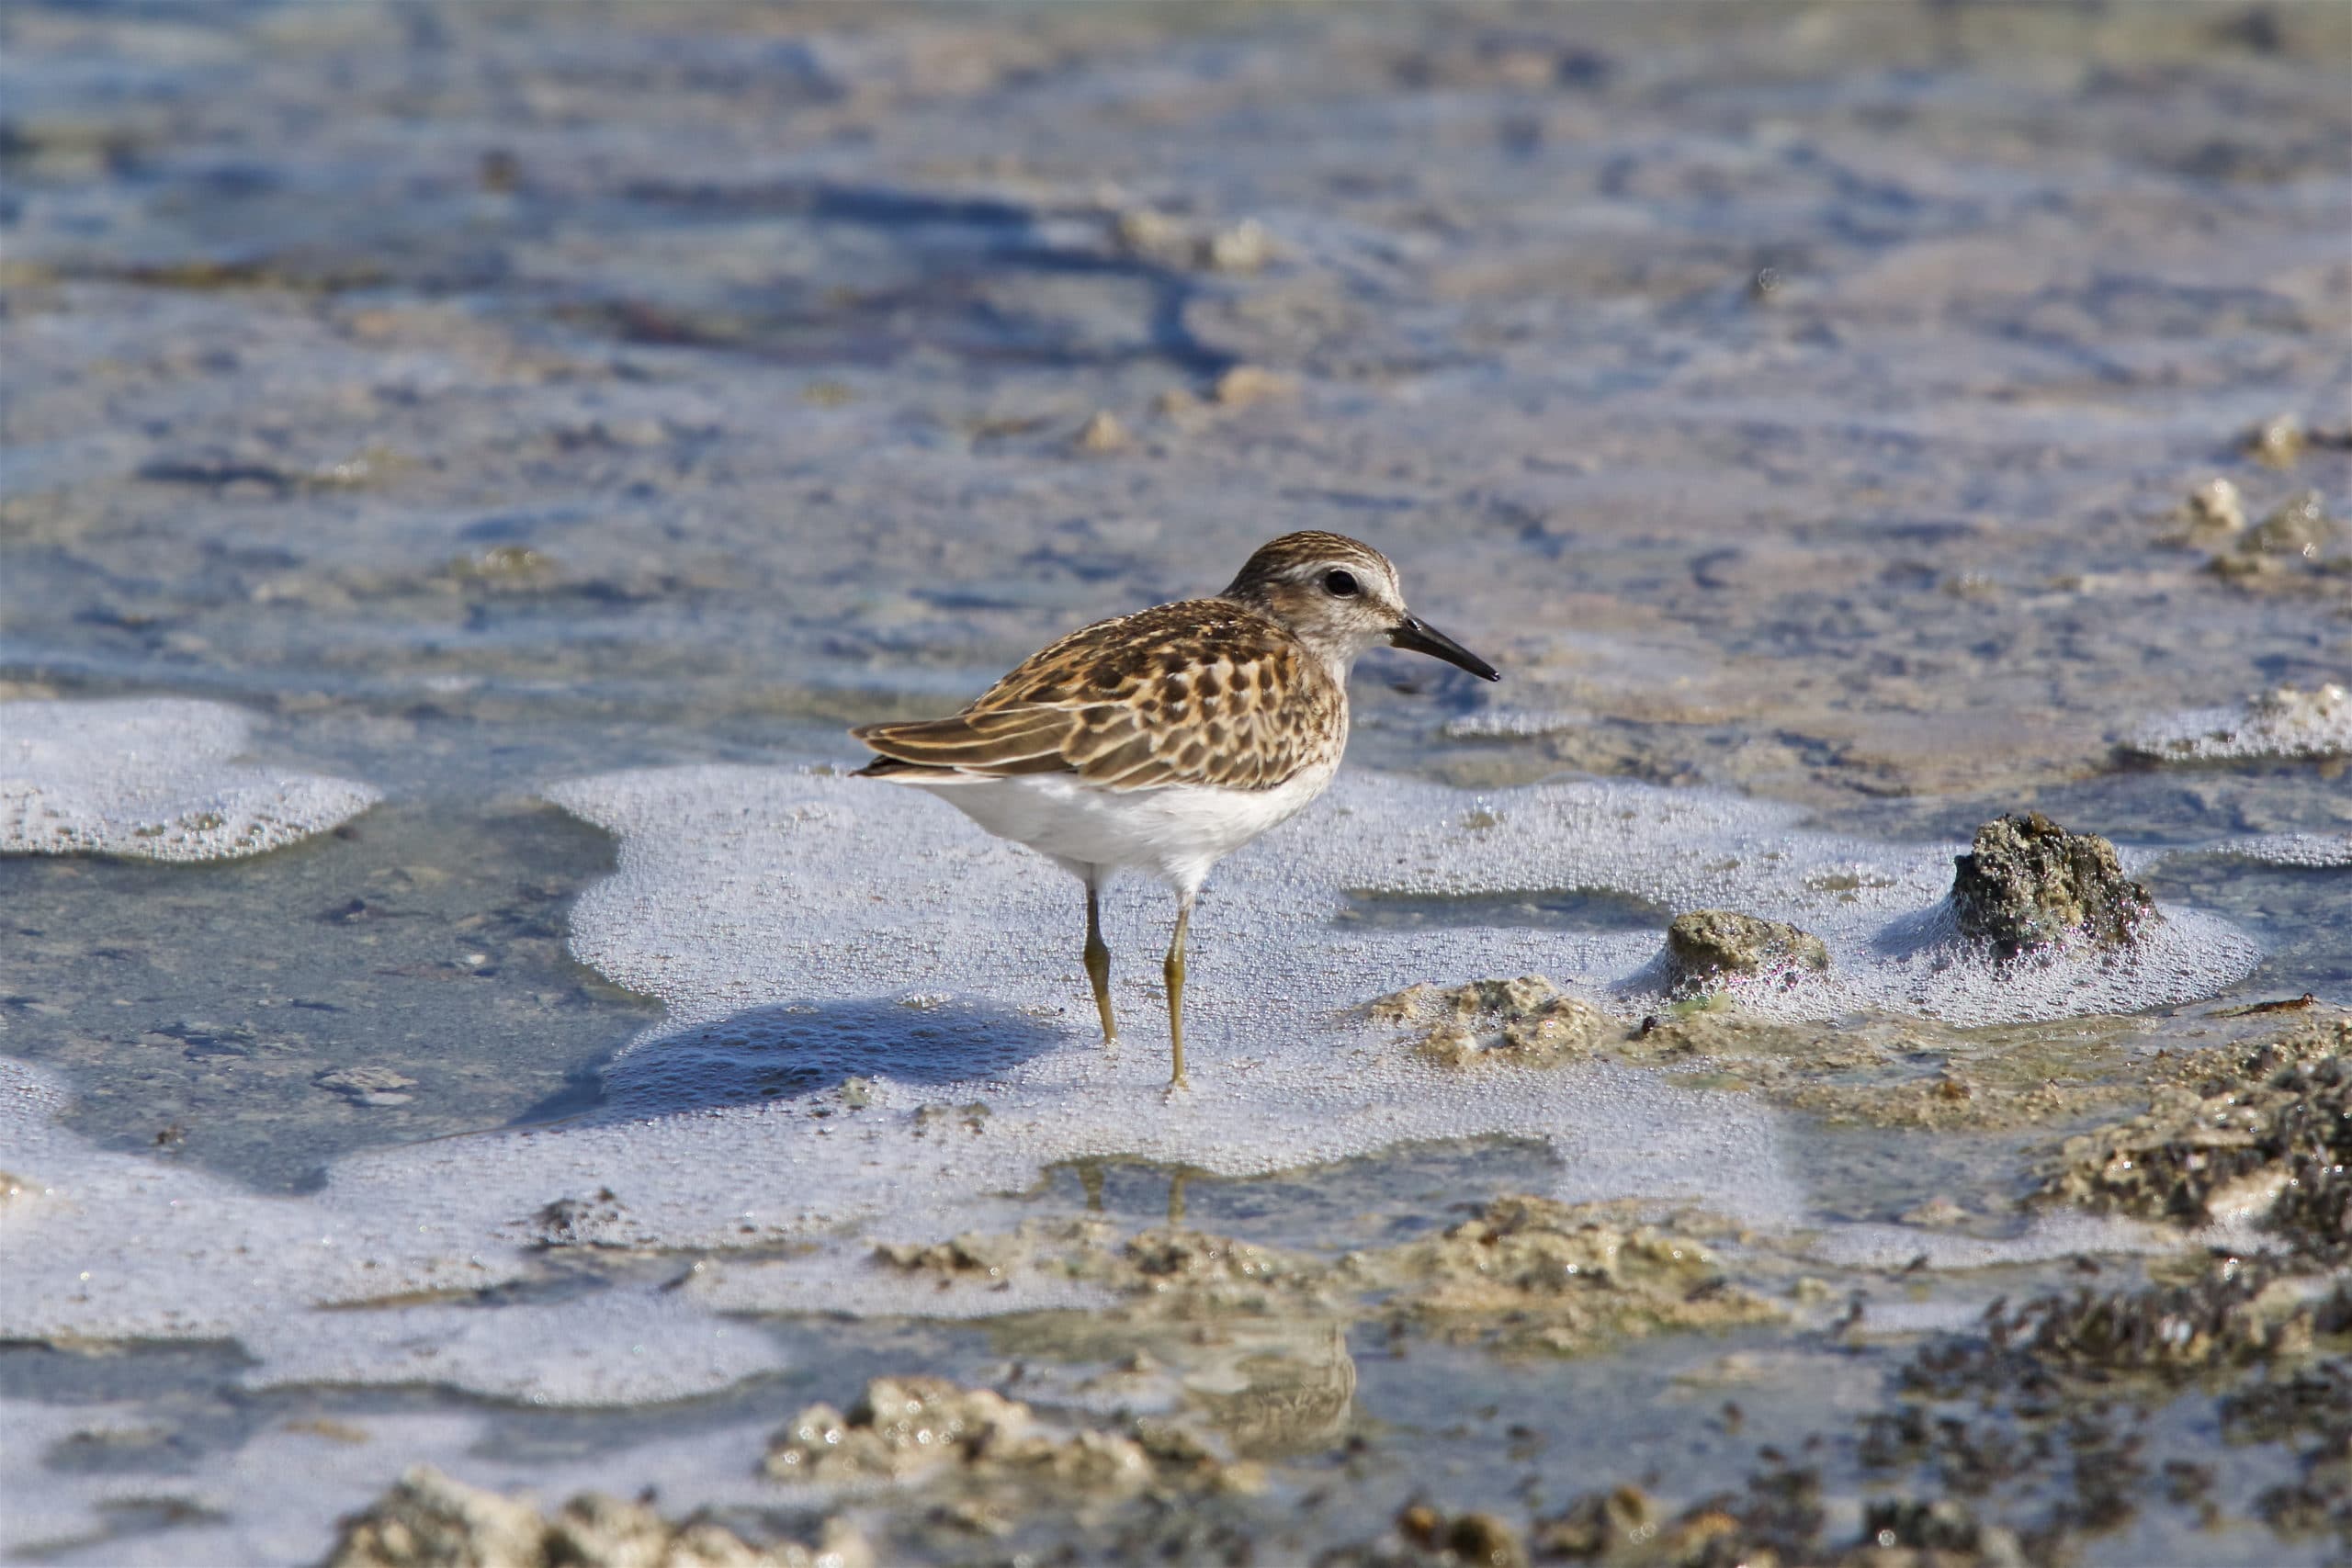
{"left": 1904, "top": 1257, "right": 2316, "bottom": 1392}
{"left": 1949, "top": 812, "right": 2157, "bottom": 957}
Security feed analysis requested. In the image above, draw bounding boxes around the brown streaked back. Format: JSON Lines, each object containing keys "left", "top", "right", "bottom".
{"left": 852, "top": 599, "right": 1345, "bottom": 792}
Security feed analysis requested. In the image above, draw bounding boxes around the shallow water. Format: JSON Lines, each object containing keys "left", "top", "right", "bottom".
{"left": 3, "top": 2, "right": 2350, "bottom": 1563}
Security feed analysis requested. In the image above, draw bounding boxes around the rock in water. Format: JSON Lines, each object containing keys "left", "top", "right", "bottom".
{"left": 326, "top": 1464, "right": 869, "bottom": 1568}
{"left": 1950, "top": 812, "right": 2158, "bottom": 957}
{"left": 1362, "top": 976, "right": 1614, "bottom": 1067}
{"left": 327, "top": 1468, "right": 543, "bottom": 1568}
{"left": 1663, "top": 909, "right": 1830, "bottom": 995}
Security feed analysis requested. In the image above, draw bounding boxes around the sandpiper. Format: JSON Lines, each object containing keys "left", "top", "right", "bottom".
{"left": 852, "top": 531, "right": 1498, "bottom": 1085}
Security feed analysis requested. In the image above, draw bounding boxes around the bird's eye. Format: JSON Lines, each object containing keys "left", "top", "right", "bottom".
{"left": 1322, "top": 570, "right": 1360, "bottom": 597}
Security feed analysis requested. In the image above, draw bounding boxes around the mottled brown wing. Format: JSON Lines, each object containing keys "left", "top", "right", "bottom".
{"left": 851, "top": 600, "right": 1342, "bottom": 792}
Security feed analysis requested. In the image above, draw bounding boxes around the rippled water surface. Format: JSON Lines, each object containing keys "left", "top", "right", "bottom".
{"left": 3, "top": 3, "right": 2349, "bottom": 1563}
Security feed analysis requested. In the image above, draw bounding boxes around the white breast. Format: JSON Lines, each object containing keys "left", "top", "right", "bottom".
{"left": 892, "top": 757, "right": 1340, "bottom": 896}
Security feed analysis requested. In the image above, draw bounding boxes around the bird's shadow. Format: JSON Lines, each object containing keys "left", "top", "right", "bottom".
{"left": 508, "top": 996, "right": 1068, "bottom": 1130}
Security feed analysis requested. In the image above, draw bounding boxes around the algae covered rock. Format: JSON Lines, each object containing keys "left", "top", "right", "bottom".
{"left": 766, "top": 1376, "right": 1069, "bottom": 1483}
{"left": 2223, "top": 1360, "right": 2352, "bottom": 1543}
{"left": 2245, "top": 490, "right": 2337, "bottom": 558}
{"left": 1948, "top": 812, "right": 2157, "bottom": 956}
{"left": 1907, "top": 1257, "right": 2316, "bottom": 1389}
{"left": 765, "top": 1375, "right": 1183, "bottom": 1495}
{"left": 1123, "top": 1227, "right": 1289, "bottom": 1292}
{"left": 872, "top": 1227, "right": 1036, "bottom": 1280}
{"left": 2171, "top": 476, "right": 2247, "bottom": 542}
{"left": 326, "top": 1467, "right": 543, "bottom": 1568}
{"left": 1396, "top": 1502, "right": 1529, "bottom": 1568}
{"left": 1070, "top": 410, "right": 1130, "bottom": 455}
{"left": 1525, "top": 1469, "right": 1830, "bottom": 1568}
{"left": 2211, "top": 490, "right": 2342, "bottom": 580}
{"left": 2009, "top": 1270, "right": 2311, "bottom": 1377}
{"left": 1529, "top": 1483, "right": 1662, "bottom": 1559}
{"left": 1860, "top": 1252, "right": 2329, "bottom": 1566}
{"left": 1663, "top": 909, "right": 1830, "bottom": 996}
{"left": 1364, "top": 976, "right": 1615, "bottom": 1067}
{"left": 325, "top": 1464, "right": 867, "bottom": 1568}
{"left": 1347, "top": 1195, "right": 1779, "bottom": 1355}
{"left": 1856, "top": 1499, "right": 2028, "bottom": 1567}
{"left": 2039, "top": 1018, "right": 2352, "bottom": 1257}
{"left": 869, "top": 1218, "right": 1348, "bottom": 1463}
{"left": 2245, "top": 412, "right": 2309, "bottom": 467}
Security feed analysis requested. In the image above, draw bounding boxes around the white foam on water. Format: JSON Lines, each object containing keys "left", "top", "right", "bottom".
{"left": 550, "top": 763, "right": 2260, "bottom": 1055}
{"left": 0, "top": 1404, "right": 494, "bottom": 1568}
{"left": 436, "top": 761, "right": 2252, "bottom": 1267}
{"left": 0, "top": 1056, "right": 774, "bottom": 1409}
{"left": 0, "top": 1401, "right": 796, "bottom": 1568}
{"left": 535, "top": 764, "right": 1814, "bottom": 1235}
{"left": 1439, "top": 708, "right": 1593, "bottom": 739}
{"left": 311, "top": 1006, "right": 1799, "bottom": 1253}
{"left": 0, "top": 1061, "right": 789, "bottom": 1408}
{"left": 0, "top": 1401, "right": 127, "bottom": 1562}
{"left": 0, "top": 698, "right": 379, "bottom": 860}
{"left": 2144, "top": 832, "right": 2352, "bottom": 871}
{"left": 236, "top": 1291, "right": 793, "bottom": 1407}
{"left": 0, "top": 1057, "right": 522, "bottom": 1344}
{"left": 2124, "top": 682, "right": 2352, "bottom": 762}
{"left": 0, "top": 762, "right": 2274, "bottom": 1415}
{"left": 1302, "top": 773, "right": 2258, "bottom": 1026}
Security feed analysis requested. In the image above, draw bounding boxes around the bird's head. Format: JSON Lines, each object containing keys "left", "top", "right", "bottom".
{"left": 1221, "top": 530, "right": 1498, "bottom": 682}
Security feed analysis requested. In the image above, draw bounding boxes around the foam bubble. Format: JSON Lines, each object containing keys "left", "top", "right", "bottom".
{"left": 0, "top": 698, "right": 379, "bottom": 860}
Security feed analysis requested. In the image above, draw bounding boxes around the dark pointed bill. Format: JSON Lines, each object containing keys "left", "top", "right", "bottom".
{"left": 1388, "top": 615, "right": 1499, "bottom": 682}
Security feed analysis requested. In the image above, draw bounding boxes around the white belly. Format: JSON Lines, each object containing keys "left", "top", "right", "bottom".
{"left": 892, "top": 760, "right": 1337, "bottom": 894}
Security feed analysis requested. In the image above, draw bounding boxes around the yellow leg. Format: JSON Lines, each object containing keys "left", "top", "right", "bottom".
{"left": 1084, "top": 881, "right": 1117, "bottom": 1044}
{"left": 1163, "top": 895, "right": 1193, "bottom": 1088}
